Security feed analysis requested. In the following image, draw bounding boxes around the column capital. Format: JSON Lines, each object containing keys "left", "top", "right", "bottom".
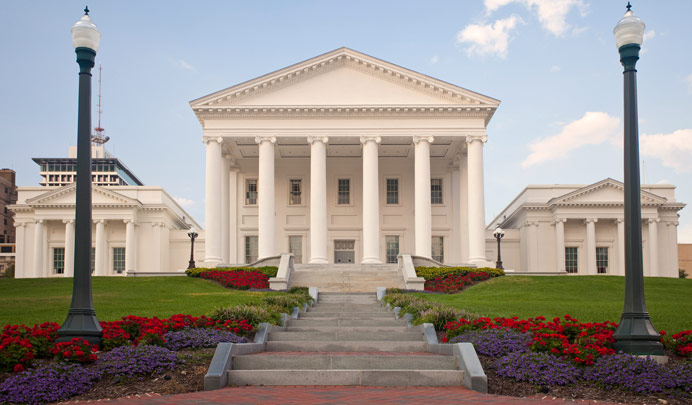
{"left": 202, "top": 136, "right": 223, "bottom": 145}
{"left": 223, "top": 153, "right": 235, "bottom": 162}
{"left": 647, "top": 218, "right": 660, "bottom": 224}
{"left": 93, "top": 219, "right": 105, "bottom": 225}
{"left": 615, "top": 218, "right": 624, "bottom": 224}
{"left": 665, "top": 220, "right": 679, "bottom": 227}
{"left": 35, "top": 219, "right": 44, "bottom": 225}
{"left": 553, "top": 218, "right": 567, "bottom": 225}
{"left": 465, "top": 135, "right": 488, "bottom": 144}
{"left": 360, "top": 136, "right": 381, "bottom": 145}
{"left": 255, "top": 136, "right": 276, "bottom": 145}
{"left": 307, "top": 136, "right": 329, "bottom": 145}
{"left": 123, "top": 219, "right": 136, "bottom": 225}
{"left": 523, "top": 221, "right": 539, "bottom": 228}
{"left": 412, "top": 135, "right": 434, "bottom": 144}
{"left": 62, "top": 219, "right": 74, "bottom": 224}
{"left": 15, "top": 222, "right": 27, "bottom": 228}
{"left": 584, "top": 218, "right": 598, "bottom": 224}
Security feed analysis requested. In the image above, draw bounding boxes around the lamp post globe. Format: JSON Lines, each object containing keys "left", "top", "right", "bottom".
{"left": 57, "top": 7, "right": 103, "bottom": 346}
{"left": 187, "top": 227, "right": 199, "bottom": 269}
{"left": 611, "top": 2, "right": 663, "bottom": 356}
{"left": 493, "top": 227, "right": 505, "bottom": 270}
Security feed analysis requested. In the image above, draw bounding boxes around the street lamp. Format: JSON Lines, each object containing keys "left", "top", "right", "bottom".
{"left": 612, "top": 3, "right": 663, "bottom": 355}
{"left": 187, "top": 227, "right": 199, "bottom": 269}
{"left": 57, "top": 7, "right": 102, "bottom": 346}
{"left": 493, "top": 227, "right": 505, "bottom": 270}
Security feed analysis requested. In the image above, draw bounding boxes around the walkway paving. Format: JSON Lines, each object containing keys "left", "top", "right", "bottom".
{"left": 96, "top": 386, "right": 626, "bottom": 404}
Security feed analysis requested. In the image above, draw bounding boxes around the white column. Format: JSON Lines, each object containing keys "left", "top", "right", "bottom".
{"left": 14, "top": 223, "right": 25, "bottom": 278}
{"left": 221, "top": 155, "right": 231, "bottom": 263}
{"left": 308, "top": 136, "right": 329, "bottom": 264}
{"left": 467, "top": 135, "right": 488, "bottom": 265}
{"left": 648, "top": 218, "right": 659, "bottom": 277}
{"left": 616, "top": 218, "right": 625, "bottom": 276}
{"left": 64, "top": 219, "right": 75, "bottom": 277}
{"left": 525, "top": 221, "right": 538, "bottom": 271}
{"left": 585, "top": 218, "right": 597, "bottom": 275}
{"left": 228, "top": 166, "right": 239, "bottom": 264}
{"left": 666, "top": 221, "right": 680, "bottom": 278}
{"left": 125, "top": 219, "right": 136, "bottom": 273}
{"left": 413, "top": 136, "right": 434, "bottom": 258}
{"left": 458, "top": 153, "right": 469, "bottom": 263}
{"left": 361, "top": 136, "right": 382, "bottom": 263}
{"left": 256, "top": 136, "right": 276, "bottom": 259}
{"left": 555, "top": 218, "right": 566, "bottom": 273}
{"left": 33, "top": 220, "right": 44, "bottom": 278}
{"left": 204, "top": 136, "right": 223, "bottom": 263}
{"left": 95, "top": 219, "right": 106, "bottom": 276}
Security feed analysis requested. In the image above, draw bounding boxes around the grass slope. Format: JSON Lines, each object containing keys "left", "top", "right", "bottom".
{"left": 414, "top": 276, "right": 692, "bottom": 333}
{"left": 0, "top": 277, "right": 277, "bottom": 326}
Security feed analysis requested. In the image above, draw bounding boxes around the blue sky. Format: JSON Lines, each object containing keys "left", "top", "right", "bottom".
{"left": 1, "top": 1, "right": 691, "bottom": 242}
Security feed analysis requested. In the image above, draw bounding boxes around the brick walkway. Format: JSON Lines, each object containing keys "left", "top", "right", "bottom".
{"left": 93, "top": 386, "right": 626, "bottom": 405}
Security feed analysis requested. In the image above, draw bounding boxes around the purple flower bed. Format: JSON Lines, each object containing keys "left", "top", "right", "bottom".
{"left": 495, "top": 351, "right": 582, "bottom": 386}
{"left": 583, "top": 353, "right": 692, "bottom": 395}
{"left": 97, "top": 345, "right": 178, "bottom": 378}
{"left": 0, "top": 362, "right": 100, "bottom": 404}
{"left": 449, "top": 328, "right": 532, "bottom": 357}
{"left": 164, "top": 328, "right": 247, "bottom": 351}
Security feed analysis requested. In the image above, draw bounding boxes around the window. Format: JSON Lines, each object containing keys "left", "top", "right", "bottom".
{"left": 91, "top": 247, "right": 95, "bottom": 273}
{"left": 337, "top": 179, "right": 350, "bottom": 205}
{"left": 113, "top": 247, "right": 126, "bottom": 274}
{"left": 53, "top": 248, "right": 65, "bottom": 274}
{"left": 596, "top": 247, "right": 609, "bottom": 274}
{"left": 245, "top": 236, "right": 258, "bottom": 264}
{"left": 432, "top": 236, "right": 444, "bottom": 263}
{"left": 245, "top": 179, "right": 258, "bottom": 205}
{"left": 385, "top": 236, "right": 400, "bottom": 264}
{"left": 289, "top": 236, "right": 302, "bottom": 264}
{"left": 431, "top": 178, "right": 443, "bottom": 204}
{"left": 289, "top": 179, "right": 302, "bottom": 205}
{"left": 565, "top": 247, "right": 578, "bottom": 273}
{"left": 386, "top": 178, "right": 399, "bottom": 204}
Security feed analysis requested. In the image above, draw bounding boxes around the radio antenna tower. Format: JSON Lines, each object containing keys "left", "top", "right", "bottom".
{"left": 91, "top": 65, "right": 110, "bottom": 146}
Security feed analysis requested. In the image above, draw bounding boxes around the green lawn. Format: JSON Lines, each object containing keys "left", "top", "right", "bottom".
{"left": 0, "top": 277, "right": 278, "bottom": 327}
{"left": 414, "top": 276, "right": 692, "bottom": 333}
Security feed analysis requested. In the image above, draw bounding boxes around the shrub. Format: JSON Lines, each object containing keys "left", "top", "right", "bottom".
{"left": 288, "top": 286, "right": 309, "bottom": 295}
{"left": 415, "top": 266, "right": 504, "bottom": 281}
{"left": 680, "top": 268, "right": 688, "bottom": 279}
{"left": 495, "top": 351, "right": 582, "bottom": 386}
{"left": 415, "top": 306, "right": 465, "bottom": 330}
{"left": 424, "top": 271, "right": 492, "bottom": 293}
{"left": 200, "top": 270, "right": 271, "bottom": 289}
{"left": 0, "top": 363, "right": 100, "bottom": 404}
{"left": 210, "top": 304, "right": 281, "bottom": 327}
{"left": 51, "top": 338, "right": 98, "bottom": 364}
{"left": 98, "top": 345, "right": 178, "bottom": 378}
{"left": 662, "top": 329, "right": 692, "bottom": 358}
{"left": 164, "top": 328, "right": 247, "bottom": 351}
{"left": 186, "top": 266, "right": 278, "bottom": 278}
{"left": 263, "top": 294, "right": 308, "bottom": 314}
{"left": 448, "top": 328, "right": 532, "bottom": 357}
{"left": 0, "top": 322, "right": 59, "bottom": 372}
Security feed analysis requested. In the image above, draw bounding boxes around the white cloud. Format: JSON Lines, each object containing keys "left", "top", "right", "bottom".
{"left": 522, "top": 112, "right": 620, "bottom": 168}
{"left": 484, "top": 0, "right": 586, "bottom": 36}
{"left": 174, "top": 196, "right": 196, "bottom": 207}
{"left": 656, "top": 179, "right": 672, "bottom": 185}
{"left": 457, "top": 16, "right": 523, "bottom": 58}
{"left": 640, "top": 129, "right": 692, "bottom": 173}
{"left": 550, "top": 65, "right": 561, "bottom": 72}
{"left": 643, "top": 29, "right": 656, "bottom": 41}
{"left": 430, "top": 55, "right": 439, "bottom": 64}
{"left": 174, "top": 59, "right": 196, "bottom": 72}
{"left": 686, "top": 73, "right": 692, "bottom": 94}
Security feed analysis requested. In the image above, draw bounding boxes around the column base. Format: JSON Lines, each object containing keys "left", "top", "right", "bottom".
{"left": 361, "top": 257, "right": 382, "bottom": 264}
{"left": 308, "top": 257, "right": 328, "bottom": 264}
{"left": 468, "top": 257, "right": 491, "bottom": 267}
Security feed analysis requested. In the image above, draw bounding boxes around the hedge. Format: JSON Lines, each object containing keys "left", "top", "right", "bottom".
{"left": 185, "top": 266, "right": 278, "bottom": 278}
{"left": 415, "top": 266, "right": 504, "bottom": 281}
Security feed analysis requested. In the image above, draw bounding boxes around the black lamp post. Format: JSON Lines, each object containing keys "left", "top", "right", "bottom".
{"left": 187, "top": 227, "right": 199, "bottom": 269}
{"left": 493, "top": 227, "right": 505, "bottom": 270}
{"left": 612, "top": 3, "right": 663, "bottom": 355}
{"left": 57, "top": 7, "right": 102, "bottom": 346}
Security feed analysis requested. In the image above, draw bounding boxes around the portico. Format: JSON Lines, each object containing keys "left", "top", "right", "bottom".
{"left": 191, "top": 48, "right": 500, "bottom": 267}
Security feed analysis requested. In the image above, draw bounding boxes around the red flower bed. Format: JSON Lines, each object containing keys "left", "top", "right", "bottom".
{"left": 199, "top": 270, "right": 270, "bottom": 290}
{"left": 444, "top": 314, "right": 617, "bottom": 365}
{"left": 0, "top": 322, "right": 59, "bottom": 372}
{"left": 662, "top": 329, "right": 692, "bottom": 358}
{"left": 51, "top": 338, "right": 98, "bottom": 364}
{"left": 425, "top": 271, "right": 491, "bottom": 293}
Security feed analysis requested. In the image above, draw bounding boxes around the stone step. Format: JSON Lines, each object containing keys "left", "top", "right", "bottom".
{"left": 287, "top": 318, "right": 406, "bottom": 327}
{"left": 266, "top": 341, "right": 427, "bottom": 352}
{"left": 268, "top": 331, "right": 423, "bottom": 342}
{"left": 227, "top": 369, "right": 464, "bottom": 386}
{"left": 308, "top": 304, "right": 383, "bottom": 311}
{"left": 300, "top": 312, "right": 393, "bottom": 319}
{"left": 284, "top": 325, "right": 410, "bottom": 333}
{"left": 232, "top": 354, "right": 458, "bottom": 370}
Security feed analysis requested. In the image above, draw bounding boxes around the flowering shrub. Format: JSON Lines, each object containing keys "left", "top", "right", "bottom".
{"left": 449, "top": 328, "right": 532, "bottom": 357}
{"left": 200, "top": 270, "right": 270, "bottom": 290}
{"left": 415, "top": 266, "right": 505, "bottom": 280}
{"left": 51, "top": 338, "right": 98, "bottom": 364}
{"left": 164, "top": 328, "right": 247, "bottom": 351}
{"left": 216, "top": 319, "right": 254, "bottom": 337}
{"left": 425, "top": 271, "right": 491, "bottom": 293}
{"left": 495, "top": 351, "right": 582, "bottom": 386}
{"left": 97, "top": 345, "right": 178, "bottom": 378}
{"left": 186, "top": 266, "right": 278, "bottom": 278}
{"left": 0, "top": 322, "right": 59, "bottom": 372}
{"left": 0, "top": 362, "right": 100, "bottom": 404}
{"left": 662, "top": 330, "right": 692, "bottom": 358}
{"left": 444, "top": 315, "right": 617, "bottom": 365}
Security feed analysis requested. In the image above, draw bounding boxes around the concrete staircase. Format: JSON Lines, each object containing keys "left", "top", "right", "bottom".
{"left": 289, "top": 264, "right": 405, "bottom": 292}
{"left": 228, "top": 292, "right": 463, "bottom": 386}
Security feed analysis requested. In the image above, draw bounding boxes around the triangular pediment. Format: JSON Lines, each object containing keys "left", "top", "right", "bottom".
{"left": 549, "top": 178, "right": 667, "bottom": 206}
{"left": 190, "top": 47, "right": 500, "bottom": 109}
{"left": 26, "top": 184, "right": 141, "bottom": 207}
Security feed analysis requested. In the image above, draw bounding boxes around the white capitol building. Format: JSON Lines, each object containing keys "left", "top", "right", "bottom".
{"left": 10, "top": 48, "right": 684, "bottom": 279}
